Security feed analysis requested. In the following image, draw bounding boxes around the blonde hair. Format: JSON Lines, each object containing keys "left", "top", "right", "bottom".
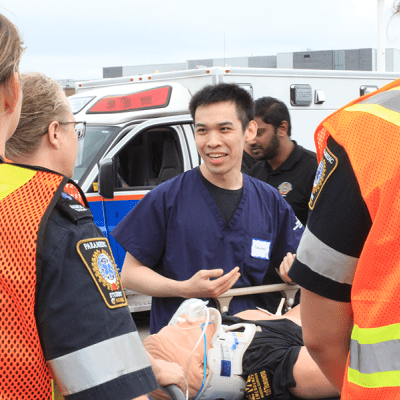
{"left": 6, "top": 72, "right": 70, "bottom": 158}
{"left": 0, "top": 13, "right": 24, "bottom": 104}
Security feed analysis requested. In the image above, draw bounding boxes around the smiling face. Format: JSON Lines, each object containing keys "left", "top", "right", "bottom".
{"left": 194, "top": 101, "right": 256, "bottom": 188}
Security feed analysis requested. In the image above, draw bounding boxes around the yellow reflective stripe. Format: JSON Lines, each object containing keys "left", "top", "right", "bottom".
{"left": 345, "top": 103, "right": 400, "bottom": 128}
{"left": 51, "top": 380, "right": 65, "bottom": 400}
{"left": 348, "top": 367, "right": 400, "bottom": 388}
{"left": 352, "top": 323, "right": 400, "bottom": 344}
{"left": 0, "top": 164, "right": 36, "bottom": 201}
{"left": 388, "top": 86, "right": 400, "bottom": 92}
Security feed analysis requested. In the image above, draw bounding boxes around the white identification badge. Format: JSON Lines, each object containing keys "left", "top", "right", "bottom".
{"left": 251, "top": 239, "right": 271, "bottom": 260}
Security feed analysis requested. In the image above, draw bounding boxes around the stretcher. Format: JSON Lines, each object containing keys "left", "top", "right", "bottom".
{"left": 158, "top": 283, "right": 340, "bottom": 400}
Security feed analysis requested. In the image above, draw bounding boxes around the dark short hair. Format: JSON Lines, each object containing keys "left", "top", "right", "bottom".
{"left": 255, "top": 96, "right": 292, "bottom": 137}
{"left": 189, "top": 83, "right": 254, "bottom": 131}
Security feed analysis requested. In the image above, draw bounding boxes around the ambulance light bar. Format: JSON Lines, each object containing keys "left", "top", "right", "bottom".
{"left": 87, "top": 86, "right": 172, "bottom": 114}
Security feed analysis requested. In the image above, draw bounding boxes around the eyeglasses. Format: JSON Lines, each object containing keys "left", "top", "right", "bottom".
{"left": 59, "top": 121, "right": 86, "bottom": 140}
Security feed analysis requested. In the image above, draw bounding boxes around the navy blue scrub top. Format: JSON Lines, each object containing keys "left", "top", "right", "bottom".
{"left": 112, "top": 169, "right": 304, "bottom": 333}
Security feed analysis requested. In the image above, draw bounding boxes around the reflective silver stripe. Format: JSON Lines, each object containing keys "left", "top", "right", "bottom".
{"left": 48, "top": 331, "right": 151, "bottom": 396}
{"left": 359, "top": 89, "right": 400, "bottom": 113}
{"left": 350, "top": 338, "right": 400, "bottom": 374}
{"left": 296, "top": 227, "right": 358, "bottom": 285}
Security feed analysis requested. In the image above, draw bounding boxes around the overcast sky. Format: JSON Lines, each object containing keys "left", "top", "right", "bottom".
{"left": 2, "top": 0, "right": 400, "bottom": 81}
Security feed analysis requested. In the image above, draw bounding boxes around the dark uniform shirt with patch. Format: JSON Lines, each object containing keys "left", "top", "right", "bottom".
{"left": 249, "top": 142, "right": 318, "bottom": 226}
{"left": 36, "top": 188, "right": 158, "bottom": 400}
{"left": 288, "top": 137, "right": 372, "bottom": 301}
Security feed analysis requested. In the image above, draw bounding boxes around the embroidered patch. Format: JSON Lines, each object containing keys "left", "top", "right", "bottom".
{"left": 251, "top": 239, "right": 271, "bottom": 260}
{"left": 77, "top": 238, "right": 127, "bottom": 308}
{"left": 293, "top": 218, "right": 303, "bottom": 231}
{"left": 245, "top": 370, "right": 273, "bottom": 400}
{"left": 70, "top": 204, "right": 87, "bottom": 212}
{"left": 277, "top": 182, "right": 292, "bottom": 197}
{"left": 309, "top": 146, "right": 338, "bottom": 210}
{"left": 57, "top": 194, "right": 92, "bottom": 223}
{"left": 61, "top": 191, "right": 73, "bottom": 200}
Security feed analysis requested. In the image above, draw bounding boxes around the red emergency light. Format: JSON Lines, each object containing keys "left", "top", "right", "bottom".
{"left": 87, "top": 85, "right": 172, "bottom": 114}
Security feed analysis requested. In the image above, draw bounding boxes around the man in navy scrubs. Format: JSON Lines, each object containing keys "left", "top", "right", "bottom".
{"left": 112, "top": 83, "right": 304, "bottom": 333}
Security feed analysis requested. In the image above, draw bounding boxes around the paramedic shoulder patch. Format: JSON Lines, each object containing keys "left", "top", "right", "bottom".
{"left": 77, "top": 238, "right": 127, "bottom": 309}
{"left": 309, "top": 146, "right": 338, "bottom": 210}
{"left": 245, "top": 369, "right": 273, "bottom": 400}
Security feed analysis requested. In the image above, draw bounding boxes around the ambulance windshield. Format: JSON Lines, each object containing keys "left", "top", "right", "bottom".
{"left": 73, "top": 125, "right": 119, "bottom": 183}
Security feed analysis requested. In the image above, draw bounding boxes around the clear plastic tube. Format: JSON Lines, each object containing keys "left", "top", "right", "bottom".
{"left": 184, "top": 305, "right": 210, "bottom": 400}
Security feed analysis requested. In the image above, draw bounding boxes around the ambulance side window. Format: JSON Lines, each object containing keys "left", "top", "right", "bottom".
{"left": 115, "top": 127, "right": 184, "bottom": 188}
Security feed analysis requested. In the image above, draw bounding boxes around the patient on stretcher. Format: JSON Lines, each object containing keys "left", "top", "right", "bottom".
{"left": 143, "top": 300, "right": 339, "bottom": 400}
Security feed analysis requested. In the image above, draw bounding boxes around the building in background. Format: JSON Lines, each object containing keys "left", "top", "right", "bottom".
{"left": 103, "top": 48, "right": 400, "bottom": 78}
{"left": 58, "top": 79, "right": 77, "bottom": 96}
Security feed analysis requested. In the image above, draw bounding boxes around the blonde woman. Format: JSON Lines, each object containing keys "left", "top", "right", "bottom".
{"left": 0, "top": 18, "right": 184, "bottom": 400}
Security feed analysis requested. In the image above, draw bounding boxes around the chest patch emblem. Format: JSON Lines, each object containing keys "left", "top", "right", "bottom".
{"left": 309, "top": 146, "right": 338, "bottom": 210}
{"left": 77, "top": 238, "right": 127, "bottom": 308}
{"left": 278, "top": 182, "right": 292, "bottom": 197}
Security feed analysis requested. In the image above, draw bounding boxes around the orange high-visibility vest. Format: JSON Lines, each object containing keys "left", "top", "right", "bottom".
{"left": 315, "top": 79, "right": 400, "bottom": 399}
{"left": 0, "top": 163, "right": 67, "bottom": 399}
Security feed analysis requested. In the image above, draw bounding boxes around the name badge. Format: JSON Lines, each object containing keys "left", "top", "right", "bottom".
{"left": 251, "top": 239, "right": 271, "bottom": 260}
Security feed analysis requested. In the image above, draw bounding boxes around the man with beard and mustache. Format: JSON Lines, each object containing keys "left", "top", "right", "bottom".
{"left": 248, "top": 97, "right": 317, "bottom": 226}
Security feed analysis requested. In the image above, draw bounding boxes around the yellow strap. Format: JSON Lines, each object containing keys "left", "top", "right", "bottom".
{"left": 51, "top": 379, "right": 65, "bottom": 400}
{"left": 0, "top": 164, "right": 36, "bottom": 201}
{"left": 352, "top": 323, "right": 400, "bottom": 344}
{"left": 348, "top": 367, "right": 400, "bottom": 388}
{"left": 345, "top": 103, "right": 400, "bottom": 128}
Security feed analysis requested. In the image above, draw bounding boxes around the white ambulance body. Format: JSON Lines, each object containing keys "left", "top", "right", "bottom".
{"left": 70, "top": 67, "right": 398, "bottom": 312}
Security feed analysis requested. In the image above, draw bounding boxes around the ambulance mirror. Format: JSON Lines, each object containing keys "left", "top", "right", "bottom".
{"left": 290, "top": 84, "right": 312, "bottom": 107}
{"left": 98, "top": 158, "right": 115, "bottom": 199}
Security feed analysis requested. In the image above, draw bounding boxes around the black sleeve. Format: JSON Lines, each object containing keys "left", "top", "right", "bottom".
{"left": 248, "top": 161, "right": 268, "bottom": 181}
{"left": 289, "top": 137, "right": 372, "bottom": 302}
{"left": 36, "top": 194, "right": 158, "bottom": 400}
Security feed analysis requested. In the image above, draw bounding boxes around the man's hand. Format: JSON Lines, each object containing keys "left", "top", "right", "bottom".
{"left": 147, "top": 357, "right": 187, "bottom": 400}
{"left": 182, "top": 267, "right": 240, "bottom": 298}
{"left": 279, "top": 252, "right": 296, "bottom": 284}
{"left": 121, "top": 253, "right": 240, "bottom": 299}
{"left": 152, "top": 358, "right": 186, "bottom": 389}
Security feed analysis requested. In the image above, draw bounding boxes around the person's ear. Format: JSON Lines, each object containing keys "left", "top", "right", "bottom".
{"left": 277, "top": 121, "right": 289, "bottom": 137}
{"left": 245, "top": 120, "right": 257, "bottom": 142}
{"left": 46, "top": 121, "right": 62, "bottom": 150}
{"left": 5, "top": 72, "right": 21, "bottom": 114}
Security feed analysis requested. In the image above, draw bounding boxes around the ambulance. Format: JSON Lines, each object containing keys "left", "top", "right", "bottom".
{"left": 70, "top": 66, "right": 398, "bottom": 312}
